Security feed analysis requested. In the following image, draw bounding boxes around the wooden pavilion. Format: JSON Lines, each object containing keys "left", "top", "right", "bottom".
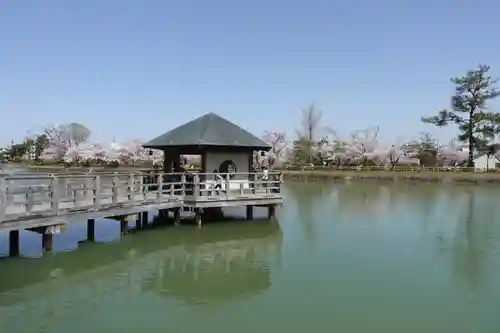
{"left": 143, "top": 112, "right": 271, "bottom": 176}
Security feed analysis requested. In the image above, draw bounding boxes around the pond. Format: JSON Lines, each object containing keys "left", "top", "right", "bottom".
{"left": 1, "top": 181, "right": 500, "bottom": 332}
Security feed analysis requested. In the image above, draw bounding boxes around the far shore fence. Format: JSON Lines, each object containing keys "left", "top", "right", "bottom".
{"left": 2, "top": 164, "right": 500, "bottom": 175}
{"left": 275, "top": 165, "right": 500, "bottom": 173}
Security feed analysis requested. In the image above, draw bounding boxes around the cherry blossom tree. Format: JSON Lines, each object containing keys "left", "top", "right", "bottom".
{"left": 323, "top": 126, "right": 382, "bottom": 166}
{"left": 60, "top": 142, "right": 108, "bottom": 164}
{"left": 436, "top": 140, "right": 468, "bottom": 166}
{"left": 317, "top": 127, "right": 421, "bottom": 168}
{"left": 38, "top": 123, "right": 90, "bottom": 147}
{"left": 255, "top": 131, "right": 288, "bottom": 168}
{"left": 36, "top": 138, "right": 164, "bottom": 166}
{"left": 27, "top": 123, "right": 92, "bottom": 161}
{"left": 383, "top": 143, "right": 420, "bottom": 168}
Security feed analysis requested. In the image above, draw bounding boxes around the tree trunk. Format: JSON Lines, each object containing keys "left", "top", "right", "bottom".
{"left": 467, "top": 118, "right": 474, "bottom": 168}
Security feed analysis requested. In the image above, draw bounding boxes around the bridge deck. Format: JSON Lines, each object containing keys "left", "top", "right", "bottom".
{"left": 0, "top": 171, "right": 283, "bottom": 231}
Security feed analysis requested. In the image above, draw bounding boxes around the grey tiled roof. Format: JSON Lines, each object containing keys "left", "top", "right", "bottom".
{"left": 143, "top": 113, "right": 270, "bottom": 149}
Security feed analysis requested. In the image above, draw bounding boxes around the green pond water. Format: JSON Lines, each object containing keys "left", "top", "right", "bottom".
{"left": 1, "top": 181, "right": 500, "bottom": 332}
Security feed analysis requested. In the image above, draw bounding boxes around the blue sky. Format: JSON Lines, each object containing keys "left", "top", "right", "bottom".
{"left": 1, "top": 0, "right": 499, "bottom": 146}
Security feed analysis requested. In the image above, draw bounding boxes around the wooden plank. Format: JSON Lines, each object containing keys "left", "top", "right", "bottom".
{"left": 0, "top": 200, "right": 182, "bottom": 232}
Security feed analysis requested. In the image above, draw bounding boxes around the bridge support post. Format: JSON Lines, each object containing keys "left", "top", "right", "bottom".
{"left": 195, "top": 208, "right": 202, "bottom": 227}
{"left": 141, "top": 211, "right": 148, "bottom": 225}
{"left": 246, "top": 205, "right": 254, "bottom": 220}
{"left": 173, "top": 207, "right": 181, "bottom": 225}
{"left": 87, "top": 219, "right": 95, "bottom": 242}
{"left": 9, "top": 230, "right": 19, "bottom": 257}
{"left": 268, "top": 204, "right": 276, "bottom": 220}
{"left": 158, "top": 209, "right": 167, "bottom": 218}
{"left": 42, "top": 232, "right": 53, "bottom": 252}
{"left": 120, "top": 220, "right": 128, "bottom": 234}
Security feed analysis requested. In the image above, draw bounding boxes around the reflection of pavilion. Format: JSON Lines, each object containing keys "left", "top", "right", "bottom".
{"left": 0, "top": 221, "right": 282, "bottom": 332}
{"left": 143, "top": 237, "right": 275, "bottom": 303}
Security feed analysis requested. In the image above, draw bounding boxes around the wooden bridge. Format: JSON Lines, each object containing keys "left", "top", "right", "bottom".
{"left": 0, "top": 171, "right": 283, "bottom": 233}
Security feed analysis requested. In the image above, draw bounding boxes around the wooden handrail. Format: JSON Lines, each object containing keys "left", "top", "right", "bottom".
{"left": 0, "top": 171, "right": 283, "bottom": 223}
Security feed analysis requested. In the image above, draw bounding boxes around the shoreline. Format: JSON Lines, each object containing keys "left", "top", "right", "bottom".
{"left": 5, "top": 163, "right": 500, "bottom": 184}
{"left": 1, "top": 162, "right": 155, "bottom": 173}
{"left": 280, "top": 169, "right": 500, "bottom": 184}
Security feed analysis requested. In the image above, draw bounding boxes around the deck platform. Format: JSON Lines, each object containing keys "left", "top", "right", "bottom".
{"left": 0, "top": 171, "right": 283, "bottom": 232}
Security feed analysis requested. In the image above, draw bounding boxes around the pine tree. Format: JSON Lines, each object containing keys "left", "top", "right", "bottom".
{"left": 422, "top": 65, "right": 500, "bottom": 167}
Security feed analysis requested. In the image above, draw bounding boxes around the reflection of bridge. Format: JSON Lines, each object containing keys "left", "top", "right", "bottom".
{"left": 0, "top": 221, "right": 282, "bottom": 333}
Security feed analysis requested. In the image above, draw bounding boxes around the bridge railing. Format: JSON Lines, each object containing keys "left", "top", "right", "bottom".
{"left": 0, "top": 172, "right": 185, "bottom": 223}
{"left": 185, "top": 172, "right": 284, "bottom": 198}
{"left": 0, "top": 171, "right": 285, "bottom": 222}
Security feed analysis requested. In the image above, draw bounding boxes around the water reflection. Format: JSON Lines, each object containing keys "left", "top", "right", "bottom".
{"left": 285, "top": 182, "right": 331, "bottom": 251}
{"left": 0, "top": 220, "right": 282, "bottom": 332}
{"left": 451, "top": 189, "right": 497, "bottom": 292}
{"left": 3, "top": 181, "right": 500, "bottom": 332}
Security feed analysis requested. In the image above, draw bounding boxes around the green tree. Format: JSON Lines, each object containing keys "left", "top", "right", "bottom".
{"left": 422, "top": 65, "right": 500, "bottom": 167}
{"left": 34, "top": 134, "right": 50, "bottom": 159}
{"left": 7, "top": 141, "right": 30, "bottom": 159}
{"left": 291, "top": 137, "right": 311, "bottom": 165}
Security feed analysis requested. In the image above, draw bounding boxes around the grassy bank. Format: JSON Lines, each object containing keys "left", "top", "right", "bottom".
{"left": 280, "top": 168, "right": 500, "bottom": 184}
{"left": 0, "top": 162, "right": 154, "bottom": 174}
{"left": 24, "top": 164, "right": 153, "bottom": 170}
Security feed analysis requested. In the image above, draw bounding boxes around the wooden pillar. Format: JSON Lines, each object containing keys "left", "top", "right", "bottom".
{"left": 9, "top": 230, "right": 20, "bottom": 257}
{"left": 173, "top": 153, "right": 181, "bottom": 172}
{"left": 268, "top": 204, "right": 276, "bottom": 220}
{"left": 201, "top": 151, "right": 207, "bottom": 173}
{"left": 87, "top": 219, "right": 95, "bottom": 242}
{"left": 248, "top": 150, "right": 254, "bottom": 172}
{"left": 136, "top": 219, "right": 143, "bottom": 230}
{"left": 163, "top": 150, "right": 173, "bottom": 173}
{"left": 141, "top": 211, "right": 148, "bottom": 224}
{"left": 248, "top": 151, "right": 256, "bottom": 194}
{"left": 173, "top": 207, "right": 181, "bottom": 225}
{"left": 246, "top": 205, "right": 254, "bottom": 220}
{"left": 42, "top": 232, "right": 53, "bottom": 252}
{"left": 120, "top": 220, "right": 128, "bottom": 234}
{"left": 195, "top": 208, "right": 202, "bottom": 227}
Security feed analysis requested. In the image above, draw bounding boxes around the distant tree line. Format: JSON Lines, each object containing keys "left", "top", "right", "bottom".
{"left": 257, "top": 64, "right": 500, "bottom": 169}
{"left": 3, "top": 64, "right": 499, "bottom": 170}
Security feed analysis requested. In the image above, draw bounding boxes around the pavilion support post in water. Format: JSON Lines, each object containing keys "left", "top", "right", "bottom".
{"left": 120, "top": 220, "right": 128, "bottom": 234}
{"left": 9, "top": 230, "right": 19, "bottom": 257}
{"left": 246, "top": 205, "right": 254, "bottom": 220}
{"left": 268, "top": 204, "right": 276, "bottom": 220}
{"left": 141, "top": 211, "right": 148, "bottom": 225}
{"left": 159, "top": 209, "right": 167, "bottom": 218}
{"left": 87, "top": 219, "right": 95, "bottom": 242}
{"left": 173, "top": 207, "right": 181, "bottom": 225}
{"left": 136, "top": 218, "right": 143, "bottom": 230}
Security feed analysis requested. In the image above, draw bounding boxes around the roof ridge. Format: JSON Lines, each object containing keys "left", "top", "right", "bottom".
{"left": 197, "top": 113, "right": 213, "bottom": 144}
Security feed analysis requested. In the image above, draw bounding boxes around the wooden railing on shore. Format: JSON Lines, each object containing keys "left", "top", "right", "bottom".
{"left": 0, "top": 171, "right": 283, "bottom": 223}
{"left": 278, "top": 165, "right": 500, "bottom": 173}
